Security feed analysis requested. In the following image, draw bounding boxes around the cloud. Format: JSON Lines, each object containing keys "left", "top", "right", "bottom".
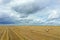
{"left": 48, "top": 10, "right": 59, "bottom": 19}
{"left": 0, "top": 0, "right": 60, "bottom": 25}
{"left": 12, "top": 0, "right": 50, "bottom": 18}
{"left": 0, "top": 0, "right": 11, "bottom": 5}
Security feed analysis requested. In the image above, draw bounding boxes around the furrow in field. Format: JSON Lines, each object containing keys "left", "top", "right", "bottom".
{"left": 14, "top": 27, "right": 60, "bottom": 40}
{"left": 0, "top": 30, "right": 5, "bottom": 39}
{"left": 0, "top": 30, "right": 7, "bottom": 40}
{"left": 9, "top": 28, "right": 33, "bottom": 40}
{"left": 8, "top": 28, "right": 24, "bottom": 40}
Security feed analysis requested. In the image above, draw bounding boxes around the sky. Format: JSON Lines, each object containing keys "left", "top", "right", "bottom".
{"left": 0, "top": 0, "right": 60, "bottom": 25}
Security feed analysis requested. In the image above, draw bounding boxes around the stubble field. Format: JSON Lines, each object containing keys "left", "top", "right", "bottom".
{"left": 0, "top": 26, "right": 60, "bottom": 40}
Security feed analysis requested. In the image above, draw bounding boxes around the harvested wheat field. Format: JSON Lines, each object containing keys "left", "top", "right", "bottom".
{"left": 0, "top": 26, "right": 60, "bottom": 40}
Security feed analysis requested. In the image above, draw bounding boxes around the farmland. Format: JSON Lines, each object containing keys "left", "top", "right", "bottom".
{"left": 0, "top": 26, "right": 60, "bottom": 40}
